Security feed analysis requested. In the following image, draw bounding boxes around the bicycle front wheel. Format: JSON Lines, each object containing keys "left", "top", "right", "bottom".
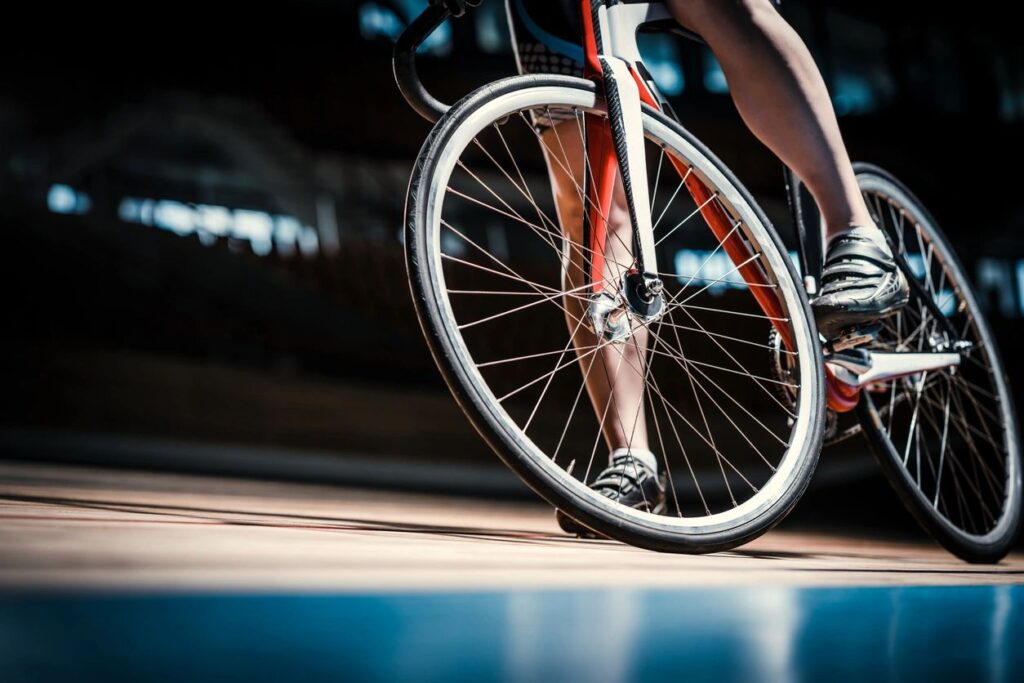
{"left": 855, "top": 163, "right": 1022, "bottom": 563}
{"left": 405, "top": 75, "right": 825, "bottom": 553}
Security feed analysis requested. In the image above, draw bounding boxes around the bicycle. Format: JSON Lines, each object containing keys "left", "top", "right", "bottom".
{"left": 393, "top": 0, "right": 1021, "bottom": 562}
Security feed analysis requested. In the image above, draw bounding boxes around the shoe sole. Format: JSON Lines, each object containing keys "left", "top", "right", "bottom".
{"left": 816, "top": 296, "right": 910, "bottom": 340}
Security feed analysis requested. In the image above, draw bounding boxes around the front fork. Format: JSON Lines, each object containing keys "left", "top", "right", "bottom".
{"left": 582, "top": 56, "right": 664, "bottom": 341}
{"left": 585, "top": 63, "right": 671, "bottom": 348}
{"left": 578, "top": 0, "right": 671, "bottom": 343}
{"left": 582, "top": 50, "right": 788, "bottom": 351}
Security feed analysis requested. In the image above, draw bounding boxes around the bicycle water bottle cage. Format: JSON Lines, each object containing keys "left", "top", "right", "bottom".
{"left": 430, "top": 0, "right": 481, "bottom": 17}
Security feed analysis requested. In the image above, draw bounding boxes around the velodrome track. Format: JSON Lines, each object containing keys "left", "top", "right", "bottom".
{"left": 1, "top": 461, "right": 1020, "bottom": 590}
{"left": 2, "top": 461, "right": 1023, "bottom": 682}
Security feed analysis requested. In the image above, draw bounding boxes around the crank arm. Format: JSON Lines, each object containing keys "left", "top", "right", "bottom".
{"left": 826, "top": 350, "right": 962, "bottom": 387}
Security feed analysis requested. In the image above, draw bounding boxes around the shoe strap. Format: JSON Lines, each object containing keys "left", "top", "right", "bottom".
{"left": 821, "top": 237, "right": 898, "bottom": 292}
{"left": 609, "top": 447, "right": 657, "bottom": 472}
{"left": 823, "top": 234, "right": 895, "bottom": 272}
{"left": 593, "top": 457, "right": 650, "bottom": 489}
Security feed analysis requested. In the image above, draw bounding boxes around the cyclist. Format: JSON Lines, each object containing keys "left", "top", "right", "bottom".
{"left": 504, "top": 0, "right": 910, "bottom": 535}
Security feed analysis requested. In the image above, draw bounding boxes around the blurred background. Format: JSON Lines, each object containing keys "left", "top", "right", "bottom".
{"left": 3, "top": 0, "right": 1022, "bottom": 504}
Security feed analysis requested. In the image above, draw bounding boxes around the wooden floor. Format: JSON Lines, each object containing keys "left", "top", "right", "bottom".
{"left": 0, "top": 461, "right": 1021, "bottom": 591}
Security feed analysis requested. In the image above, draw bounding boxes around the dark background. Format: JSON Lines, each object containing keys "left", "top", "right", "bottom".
{"left": 2, "top": 0, "right": 1021, "bottom": 525}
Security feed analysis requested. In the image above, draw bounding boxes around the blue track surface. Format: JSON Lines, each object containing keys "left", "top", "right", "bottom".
{"left": 1, "top": 585, "right": 1021, "bottom": 683}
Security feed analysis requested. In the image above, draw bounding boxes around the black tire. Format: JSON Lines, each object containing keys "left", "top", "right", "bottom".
{"left": 853, "top": 162, "right": 1022, "bottom": 563}
{"left": 405, "top": 75, "right": 825, "bottom": 553}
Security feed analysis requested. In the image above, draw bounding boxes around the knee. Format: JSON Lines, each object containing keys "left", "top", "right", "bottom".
{"left": 666, "top": 0, "right": 778, "bottom": 33}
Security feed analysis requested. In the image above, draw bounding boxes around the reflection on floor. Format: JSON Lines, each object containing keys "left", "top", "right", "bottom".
{"left": 1, "top": 586, "right": 1021, "bottom": 683}
{"left": 2, "top": 461, "right": 1023, "bottom": 681}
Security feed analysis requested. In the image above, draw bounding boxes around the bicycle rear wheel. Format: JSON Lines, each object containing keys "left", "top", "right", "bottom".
{"left": 405, "top": 75, "right": 825, "bottom": 553}
{"left": 854, "top": 163, "right": 1022, "bottom": 563}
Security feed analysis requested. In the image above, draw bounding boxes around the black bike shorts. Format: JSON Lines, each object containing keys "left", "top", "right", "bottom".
{"left": 506, "top": 0, "right": 585, "bottom": 77}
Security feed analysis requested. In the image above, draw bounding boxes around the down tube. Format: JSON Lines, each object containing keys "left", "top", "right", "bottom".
{"left": 667, "top": 155, "right": 795, "bottom": 352}
{"left": 625, "top": 68, "right": 796, "bottom": 349}
{"left": 583, "top": 115, "right": 618, "bottom": 295}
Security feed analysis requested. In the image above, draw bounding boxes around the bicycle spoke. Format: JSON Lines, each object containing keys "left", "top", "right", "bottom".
{"left": 664, "top": 320, "right": 737, "bottom": 507}
{"left": 418, "top": 90, "right": 823, "bottom": 536}
{"left": 452, "top": 162, "right": 622, "bottom": 293}
{"left": 477, "top": 342, "right": 602, "bottom": 369}
{"left": 654, "top": 190, "right": 717, "bottom": 247}
{"left": 656, "top": 320, "right": 796, "bottom": 355}
{"left": 649, "top": 147, "right": 665, "bottom": 213}
{"left": 641, "top": 334, "right": 686, "bottom": 517}
{"left": 601, "top": 337, "right": 764, "bottom": 497}
{"left": 552, "top": 334, "right": 604, "bottom": 465}
{"left": 932, "top": 377, "right": 953, "bottom": 508}
{"left": 670, "top": 302, "right": 789, "bottom": 323}
{"left": 457, "top": 282, "right": 591, "bottom": 330}
{"left": 861, "top": 183, "right": 1014, "bottom": 542}
{"left": 582, "top": 345, "right": 629, "bottom": 484}
{"left": 649, "top": 330, "right": 782, "bottom": 471}
{"left": 651, "top": 169, "right": 691, "bottom": 233}
{"left": 671, "top": 305, "right": 797, "bottom": 418}
{"left": 523, "top": 312, "right": 589, "bottom": 432}
{"left": 649, "top": 328, "right": 789, "bottom": 449}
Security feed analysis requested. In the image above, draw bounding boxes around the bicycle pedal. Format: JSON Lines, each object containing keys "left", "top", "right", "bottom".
{"left": 826, "top": 323, "right": 881, "bottom": 353}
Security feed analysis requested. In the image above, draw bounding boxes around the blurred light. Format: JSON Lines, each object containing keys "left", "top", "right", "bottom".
{"left": 673, "top": 249, "right": 802, "bottom": 296}
{"left": 1017, "top": 260, "right": 1024, "bottom": 316}
{"left": 139, "top": 199, "right": 156, "bottom": 226}
{"left": 47, "top": 185, "right": 77, "bottom": 214}
{"left": 297, "top": 223, "right": 320, "bottom": 258}
{"left": 674, "top": 249, "right": 748, "bottom": 295}
{"left": 118, "top": 197, "right": 143, "bottom": 223}
{"left": 905, "top": 253, "right": 956, "bottom": 316}
{"left": 153, "top": 200, "right": 195, "bottom": 236}
{"left": 486, "top": 223, "right": 509, "bottom": 261}
{"left": 234, "top": 210, "right": 274, "bottom": 256}
{"left": 274, "top": 216, "right": 301, "bottom": 258}
{"left": 638, "top": 35, "right": 684, "bottom": 96}
{"left": 832, "top": 76, "right": 876, "bottom": 116}
{"left": 116, "top": 196, "right": 321, "bottom": 259}
{"left": 316, "top": 195, "right": 341, "bottom": 257}
{"left": 47, "top": 184, "right": 91, "bottom": 215}
{"left": 358, "top": 1, "right": 452, "bottom": 56}
{"left": 975, "top": 258, "right": 1016, "bottom": 318}
{"left": 277, "top": 216, "right": 321, "bottom": 259}
{"left": 825, "top": 11, "right": 895, "bottom": 116}
{"left": 196, "top": 205, "right": 232, "bottom": 237}
{"left": 475, "top": 1, "right": 510, "bottom": 54}
{"left": 359, "top": 3, "right": 404, "bottom": 42}
{"left": 441, "top": 231, "right": 467, "bottom": 257}
{"left": 702, "top": 51, "right": 728, "bottom": 94}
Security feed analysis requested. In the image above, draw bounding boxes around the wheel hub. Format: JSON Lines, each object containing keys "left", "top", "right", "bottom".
{"left": 587, "top": 272, "right": 665, "bottom": 343}
{"left": 587, "top": 291, "right": 631, "bottom": 343}
{"left": 622, "top": 270, "right": 664, "bottom": 320}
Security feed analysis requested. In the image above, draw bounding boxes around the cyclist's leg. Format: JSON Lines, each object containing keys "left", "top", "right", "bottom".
{"left": 506, "top": 0, "right": 650, "bottom": 455}
{"left": 664, "top": 0, "right": 873, "bottom": 240}
{"left": 538, "top": 121, "right": 650, "bottom": 453}
{"left": 665, "top": 0, "right": 909, "bottom": 335}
